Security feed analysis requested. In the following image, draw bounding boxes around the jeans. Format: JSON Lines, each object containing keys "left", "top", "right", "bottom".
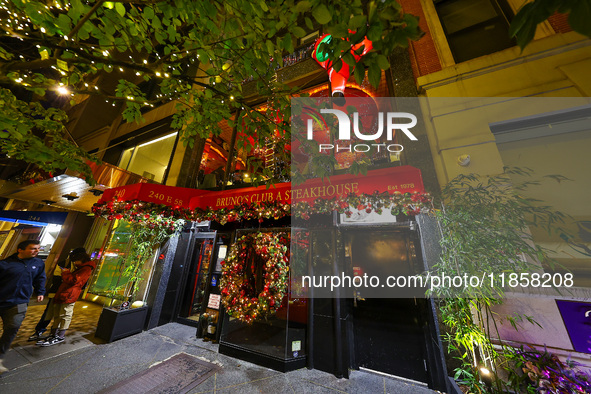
{"left": 35, "top": 298, "right": 54, "bottom": 333}
{"left": 0, "top": 304, "right": 27, "bottom": 359}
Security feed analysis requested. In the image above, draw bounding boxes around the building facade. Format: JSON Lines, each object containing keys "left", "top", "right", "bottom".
{"left": 1, "top": 1, "right": 589, "bottom": 390}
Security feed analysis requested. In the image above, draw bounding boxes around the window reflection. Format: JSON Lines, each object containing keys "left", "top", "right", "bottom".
{"left": 119, "top": 132, "right": 178, "bottom": 182}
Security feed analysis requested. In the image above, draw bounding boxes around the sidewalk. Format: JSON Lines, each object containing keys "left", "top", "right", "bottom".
{"left": 1, "top": 319, "right": 439, "bottom": 393}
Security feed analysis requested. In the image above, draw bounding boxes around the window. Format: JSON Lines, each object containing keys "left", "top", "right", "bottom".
{"left": 435, "top": 0, "right": 515, "bottom": 63}
{"left": 493, "top": 107, "right": 591, "bottom": 287}
{"left": 118, "top": 132, "right": 178, "bottom": 183}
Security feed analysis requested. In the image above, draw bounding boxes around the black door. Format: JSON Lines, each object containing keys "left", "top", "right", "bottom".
{"left": 347, "top": 230, "right": 429, "bottom": 383}
{"left": 353, "top": 298, "right": 428, "bottom": 382}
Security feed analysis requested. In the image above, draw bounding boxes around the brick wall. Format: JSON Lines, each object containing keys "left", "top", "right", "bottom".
{"left": 548, "top": 12, "right": 573, "bottom": 34}
{"left": 399, "top": 0, "right": 442, "bottom": 80}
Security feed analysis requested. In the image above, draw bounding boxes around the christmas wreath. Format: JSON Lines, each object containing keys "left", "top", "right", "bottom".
{"left": 220, "top": 232, "right": 289, "bottom": 323}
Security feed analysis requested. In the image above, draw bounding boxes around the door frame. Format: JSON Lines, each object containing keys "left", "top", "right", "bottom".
{"left": 174, "top": 231, "right": 217, "bottom": 327}
{"left": 336, "top": 222, "right": 448, "bottom": 390}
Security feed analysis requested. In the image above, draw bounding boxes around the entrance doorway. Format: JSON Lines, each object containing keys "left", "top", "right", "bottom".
{"left": 345, "top": 229, "right": 430, "bottom": 383}
{"left": 177, "top": 232, "right": 216, "bottom": 325}
{"left": 177, "top": 231, "right": 231, "bottom": 333}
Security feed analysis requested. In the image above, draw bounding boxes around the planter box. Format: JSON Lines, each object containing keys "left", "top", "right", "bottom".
{"left": 95, "top": 306, "right": 148, "bottom": 343}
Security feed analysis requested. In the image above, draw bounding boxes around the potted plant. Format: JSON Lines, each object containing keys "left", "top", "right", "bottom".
{"left": 94, "top": 211, "right": 185, "bottom": 342}
{"left": 433, "top": 168, "right": 571, "bottom": 392}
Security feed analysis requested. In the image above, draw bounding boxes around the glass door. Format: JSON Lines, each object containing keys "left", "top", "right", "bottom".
{"left": 178, "top": 232, "right": 216, "bottom": 323}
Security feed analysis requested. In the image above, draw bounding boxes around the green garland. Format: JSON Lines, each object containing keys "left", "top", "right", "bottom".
{"left": 220, "top": 232, "right": 290, "bottom": 323}
{"left": 91, "top": 191, "right": 431, "bottom": 312}
{"left": 92, "top": 191, "right": 432, "bottom": 225}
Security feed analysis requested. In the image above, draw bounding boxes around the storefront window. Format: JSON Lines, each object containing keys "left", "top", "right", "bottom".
{"left": 118, "top": 132, "right": 178, "bottom": 182}
{"left": 87, "top": 220, "right": 132, "bottom": 298}
{"left": 219, "top": 230, "right": 307, "bottom": 362}
{"left": 86, "top": 219, "right": 159, "bottom": 305}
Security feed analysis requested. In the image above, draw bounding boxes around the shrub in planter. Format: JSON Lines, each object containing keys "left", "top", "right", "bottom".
{"left": 92, "top": 203, "right": 187, "bottom": 340}
{"left": 508, "top": 346, "right": 591, "bottom": 393}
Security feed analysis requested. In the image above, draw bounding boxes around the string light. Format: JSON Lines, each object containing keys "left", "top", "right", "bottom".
{"left": 56, "top": 86, "right": 70, "bottom": 95}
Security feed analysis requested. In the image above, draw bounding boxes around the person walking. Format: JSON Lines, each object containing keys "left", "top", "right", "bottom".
{"left": 37, "top": 250, "right": 95, "bottom": 347}
{"left": 28, "top": 248, "right": 85, "bottom": 342}
{"left": 0, "top": 240, "right": 46, "bottom": 374}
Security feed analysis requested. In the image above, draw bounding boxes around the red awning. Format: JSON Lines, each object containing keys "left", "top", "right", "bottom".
{"left": 189, "top": 182, "right": 291, "bottom": 210}
{"left": 189, "top": 166, "right": 424, "bottom": 210}
{"left": 99, "top": 183, "right": 212, "bottom": 209}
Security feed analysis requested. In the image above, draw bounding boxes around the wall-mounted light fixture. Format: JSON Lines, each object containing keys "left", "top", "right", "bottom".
{"left": 62, "top": 192, "right": 79, "bottom": 201}
{"left": 41, "top": 199, "right": 56, "bottom": 205}
{"left": 457, "top": 154, "right": 471, "bottom": 166}
{"left": 88, "top": 188, "right": 104, "bottom": 196}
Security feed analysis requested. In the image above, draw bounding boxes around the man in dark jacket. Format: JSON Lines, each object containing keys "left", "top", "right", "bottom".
{"left": 0, "top": 240, "right": 46, "bottom": 374}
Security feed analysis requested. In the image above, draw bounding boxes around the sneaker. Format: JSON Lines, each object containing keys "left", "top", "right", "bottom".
{"left": 38, "top": 336, "right": 65, "bottom": 347}
{"left": 0, "top": 359, "right": 8, "bottom": 374}
{"left": 36, "top": 335, "right": 54, "bottom": 345}
{"left": 28, "top": 332, "right": 49, "bottom": 342}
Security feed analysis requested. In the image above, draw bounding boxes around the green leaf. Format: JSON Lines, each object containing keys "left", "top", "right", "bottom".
{"left": 167, "top": 24, "right": 177, "bottom": 42}
{"left": 144, "top": 6, "right": 154, "bottom": 20}
{"left": 342, "top": 52, "right": 356, "bottom": 67}
{"left": 368, "top": 62, "right": 380, "bottom": 89}
{"left": 376, "top": 54, "right": 390, "bottom": 70}
{"left": 283, "top": 33, "right": 293, "bottom": 53}
{"left": 69, "top": 73, "right": 80, "bottom": 84}
{"left": 367, "top": 23, "right": 383, "bottom": 42}
{"left": 266, "top": 39, "right": 274, "bottom": 56}
{"left": 68, "top": 0, "right": 83, "bottom": 23}
{"left": 296, "top": 1, "right": 311, "bottom": 13}
{"left": 305, "top": 17, "right": 314, "bottom": 30}
{"left": 115, "top": 2, "right": 126, "bottom": 17}
{"left": 354, "top": 62, "right": 365, "bottom": 84}
{"left": 292, "top": 26, "right": 306, "bottom": 38}
{"left": 312, "top": 4, "right": 332, "bottom": 24}
{"left": 348, "top": 15, "right": 366, "bottom": 30}
{"left": 57, "top": 14, "right": 72, "bottom": 34}
{"left": 328, "top": 23, "right": 348, "bottom": 38}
